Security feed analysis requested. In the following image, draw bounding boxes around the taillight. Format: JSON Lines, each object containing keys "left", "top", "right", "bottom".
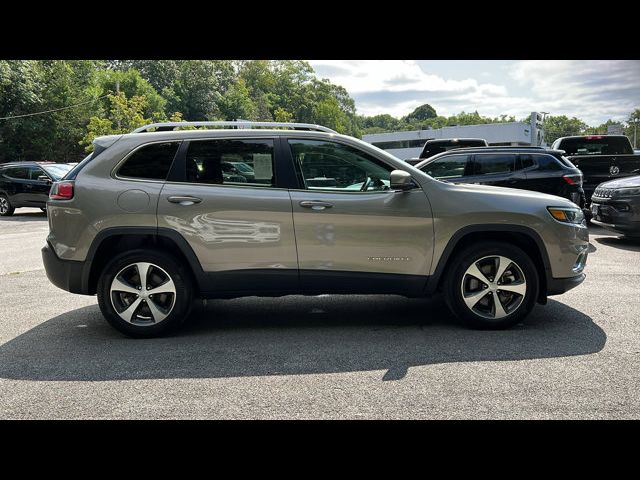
{"left": 49, "top": 181, "right": 74, "bottom": 200}
{"left": 562, "top": 174, "right": 583, "bottom": 187}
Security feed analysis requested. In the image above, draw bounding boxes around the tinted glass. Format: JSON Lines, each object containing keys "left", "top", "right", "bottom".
{"left": 185, "top": 139, "right": 274, "bottom": 186}
{"left": 421, "top": 154, "right": 469, "bottom": 179}
{"left": 558, "top": 137, "right": 632, "bottom": 155}
{"left": 118, "top": 142, "right": 180, "bottom": 180}
{"left": 29, "top": 167, "right": 46, "bottom": 180}
{"left": 289, "top": 139, "right": 392, "bottom": 192}
{"left": 520, "top": 155, "right": 535, "bottom": 169}
{"left": 471, "top": 154, "right": 516, "bottom": 175}
{"left": 4, "top": 167, "right": 28, "bottom": 179}
{"left": 533, "top": 154, "right": 562, "bottom": 171}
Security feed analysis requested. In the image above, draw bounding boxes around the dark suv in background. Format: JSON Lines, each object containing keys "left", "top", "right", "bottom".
{"left": 414, "top": 147, "right": 585, "bottom": 208}
{"left": 0, "top": 162, "right": 73, "bottom": 216}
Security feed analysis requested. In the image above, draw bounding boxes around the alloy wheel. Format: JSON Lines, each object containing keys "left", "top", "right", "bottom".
{"left": 460, "top": 255, "right": 527, "bottom": 320}
{"left": 110, "top": 262, "right": 177, "bottom": 325}
{"left": 0, "top": 197, "right": 8, "bottom": 214}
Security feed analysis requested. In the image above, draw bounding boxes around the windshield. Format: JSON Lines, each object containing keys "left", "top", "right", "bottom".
{"left": 42, "top": 164, "right": 73, "bottom": 180}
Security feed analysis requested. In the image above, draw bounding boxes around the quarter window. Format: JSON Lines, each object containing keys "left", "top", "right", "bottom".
{"left": 185, "top": 139, "right": 274, "bottom": 187}
{"left": 118, "top": 142, "right": 180, "bottom": 180}
{"left": 288, "top": 139, "right": 392, "bottom": 192}
{"left": 421, "top": 154, "right": 469, "bottom": 179}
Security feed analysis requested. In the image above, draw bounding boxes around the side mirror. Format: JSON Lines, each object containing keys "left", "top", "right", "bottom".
{"left": 390, "top": 170, "right": 415, "bottom": 191}
{"left": 37, "top": 175, "right": 51, "bottom": 183}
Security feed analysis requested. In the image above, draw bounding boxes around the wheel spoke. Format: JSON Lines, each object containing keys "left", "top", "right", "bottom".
{"left": 494, "top": 256, "right": 513, "bottom": 284}
{"left": 136, "top": 262, "right": 152, "bottom": 291}
{"left": 118, "top": 297, "right": 143, "bottom": 322}
{"left": 465, "top": 262, "right": 490, "bottom": 284}
{"left": 147, "top": 279, "right": 176, "bottom": 296}
{"left": 492, "top": 294, "right": 508, "bottom": 319}
{"left": 110, "top": 277, "right": 140, "bottom": 295}
{"left": 463, "top": 289, "right": 489, "bottom": 310}
{"left": 146, "top": 299, "right": 168, "bottom": 323}
{"left": 499, "top": 281, "right": 527, "bottom": 296}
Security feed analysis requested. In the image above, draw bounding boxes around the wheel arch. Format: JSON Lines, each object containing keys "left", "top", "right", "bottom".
{"left": 426, "top": 224, "right": 551, "bottom": 304}
{"left": 83, "top": 227, "right": 205, "bottom": 295}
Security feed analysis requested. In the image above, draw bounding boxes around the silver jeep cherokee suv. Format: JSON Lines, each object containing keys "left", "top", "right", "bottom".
{"left": 42, "top": 121, "right": 589, "bottom": 337}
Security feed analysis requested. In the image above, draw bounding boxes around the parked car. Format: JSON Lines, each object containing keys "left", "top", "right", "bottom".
{"left": 406, "top": 138, "right": 488, "bottom": 165}
{"left": 42, "top": 121, "right": 588, "bottom": 338}
{"left": 590, "top": 175, "right": 640, "bottom": 238}
{"left": 0, "top": 161, "right": 73, "bottom": 216}
{"left": 551, "top": 135, "right": 640, "bottom": 214}
{"left": 414, "top": 146, "right": 585, "bottom": 208}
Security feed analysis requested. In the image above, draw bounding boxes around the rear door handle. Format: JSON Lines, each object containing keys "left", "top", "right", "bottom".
{"left": 168, "top": 195, "right": 202, "bottom": 206}
{"left": 299, "top": 200, "right": 334, "bottom": 210}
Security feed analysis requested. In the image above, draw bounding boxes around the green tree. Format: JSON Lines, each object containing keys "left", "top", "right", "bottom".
{"left": 80, "top": 92, "right": 154, "bottom": 151}
{"left": 543, "top": 115, "right": 588, "bottom": 145}
{"left": 404, "top": 103, "right": 437, "bottom": 123}
{"left": 219, "top": 78, "right": 256, "bottom": 120}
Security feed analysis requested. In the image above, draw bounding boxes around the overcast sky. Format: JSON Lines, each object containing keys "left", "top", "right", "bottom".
{"left": 308, "top": 60, "right": 640, "bottom": 126}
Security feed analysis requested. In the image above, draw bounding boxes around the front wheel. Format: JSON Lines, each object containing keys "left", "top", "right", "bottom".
{"left": 97, "top": 249, "right": 194, "bottom": 338}
{"left": 444, "top": 242, "right": 539, "bottom": 329}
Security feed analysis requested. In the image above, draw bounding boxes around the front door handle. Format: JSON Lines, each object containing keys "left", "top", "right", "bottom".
{"left": 168, "top": 195, "right": 202, "bottom": 206}
{"left": 299, "top": 200, "right": 334, "bottom": 210}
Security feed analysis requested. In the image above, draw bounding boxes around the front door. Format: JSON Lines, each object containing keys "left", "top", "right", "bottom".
{"left": 157, "top": 137, "right": 299, "bottom": 295}
{"left": 285, "top": 138, "right": 434, "bottom": 295}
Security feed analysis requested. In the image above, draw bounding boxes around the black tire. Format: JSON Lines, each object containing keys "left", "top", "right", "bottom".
{"left": 97, "top": 249, "right": 194, "bottom": 338}
{"left": 443, "top": 241, "right": 539, "bottom": 330}
{"left": 0, "top": 194, "right": 15, "bottom": 217}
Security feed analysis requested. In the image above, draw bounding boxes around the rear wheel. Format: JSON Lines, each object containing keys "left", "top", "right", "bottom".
{"left": 0, "top": 195, "right": 14, "bottom": 216}
{"left": 97, "top": 249, "right": 194, "bottom": 338}
{"left": 444, "top": 242, "right": 539, "bottom": 329}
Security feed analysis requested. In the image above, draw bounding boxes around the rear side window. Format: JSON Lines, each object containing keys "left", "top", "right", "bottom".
{"left": 185, "top": 139, "right": 274, "bottom": 187}
{"left": 519, "top": 155, "right": 535, "bottom": 169}
{"left": 4, "top": 167, "right": 29, "bottom": 179}
{"left": 421, "top": 154, "right": 469, "bottom": 179}
{"left": 118, "top": 142, "right": 180, "bottom": 180}
{"left": 471, "top": 154, "right": 516, "bottom": 175}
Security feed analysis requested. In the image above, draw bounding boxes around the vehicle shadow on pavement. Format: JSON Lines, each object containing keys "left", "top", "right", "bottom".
{"left": 594, "top": 236, "right": 640, "bottom": 252}
{"left": 0, "top": 296, "right": 606, "bottom": 382}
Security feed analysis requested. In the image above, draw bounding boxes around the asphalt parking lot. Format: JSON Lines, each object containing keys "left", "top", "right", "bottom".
{"left": 1, "top": 208, "right": 639, "bottom": 419}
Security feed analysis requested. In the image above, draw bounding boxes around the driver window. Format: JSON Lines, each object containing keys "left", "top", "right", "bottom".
{"left": 288, "top": 139, "right": 392, "bottom": 192}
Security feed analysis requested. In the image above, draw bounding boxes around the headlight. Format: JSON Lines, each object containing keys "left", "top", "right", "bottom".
{"left": 547, "top": 207, "right": 585, "bottom": 224}
{"left": 614, "top": 187, "right": 640, "bottom": 197}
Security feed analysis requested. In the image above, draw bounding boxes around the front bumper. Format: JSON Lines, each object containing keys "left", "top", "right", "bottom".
{"left": 590, "top": 197, "right": 640, "bottom": 236}
{"left": 547, "top": 273, "right": 586, "bottom": 296}
{"left": 42, "top": 242, "right": 89, "bottom": 294}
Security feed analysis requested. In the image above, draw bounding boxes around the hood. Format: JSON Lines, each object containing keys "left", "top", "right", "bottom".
{"left": 598, "top": 175, "right": 640, "bottom": 189}
{"left": 447, "top": 182, "right": 575, "bottom": 206}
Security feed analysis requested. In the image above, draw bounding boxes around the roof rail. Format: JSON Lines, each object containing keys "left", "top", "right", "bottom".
{"left": 131, "top": 121, "right": 337, "bottom": 134}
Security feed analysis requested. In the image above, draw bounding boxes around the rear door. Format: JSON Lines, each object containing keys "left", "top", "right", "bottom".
{"left": 286, "top": 137, "right": 433, "bottom": 295}
{"left": 464, "top": 153, "right": 520, "bottom": 187}
{"left": 2, "top": 167, "right": 31, "bottom": 206}
{"left": 157, "top": 136, "right": 299, "bottom": 295}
